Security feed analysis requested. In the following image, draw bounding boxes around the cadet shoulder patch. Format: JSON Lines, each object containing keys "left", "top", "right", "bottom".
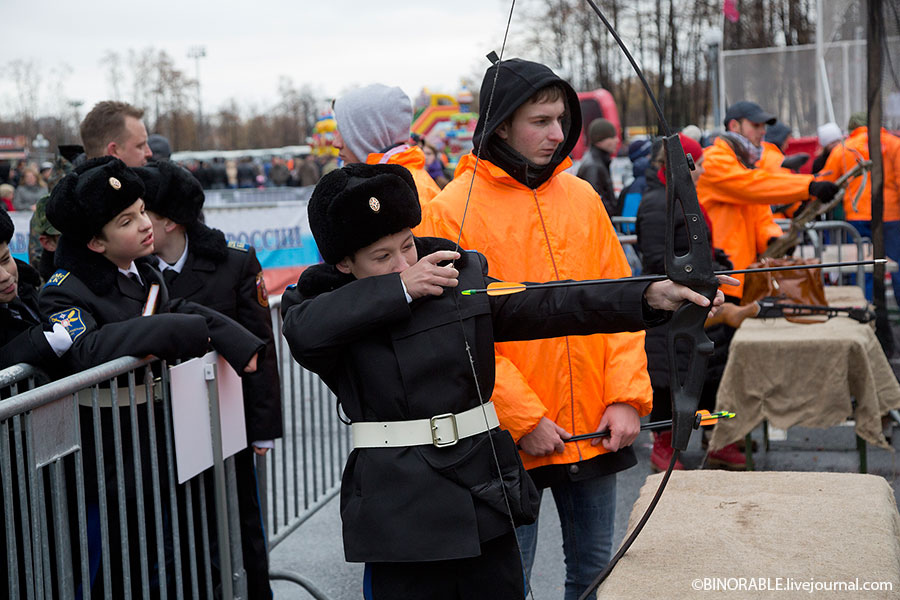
{"left": 44, "top": 270, "right": 70, "bottom": 287}
{"left": 49, "top": 308, "right": 87, "bottom": 341}
{"left": 227, "top": 240, "right": 249, "bottom": 252}
{"left": 256, "top": 272, "right": 269, "bottom": 307}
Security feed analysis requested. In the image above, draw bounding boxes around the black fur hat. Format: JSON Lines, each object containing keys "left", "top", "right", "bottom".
{"left": 0, "top": 208, "right": 13, "bottom": 244}
{"left": 47, "top": 156, "right": 145, "bottom": 243}
{"left": 308, "top": 163, "right": 421, "bottom": 264}
{"left": 134, "top": 160, "right": 204, "bottom": 225}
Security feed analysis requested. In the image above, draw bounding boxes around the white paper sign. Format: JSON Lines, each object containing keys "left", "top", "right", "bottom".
{"left": 169, "top": 351, "right": 248, "bottom": 483}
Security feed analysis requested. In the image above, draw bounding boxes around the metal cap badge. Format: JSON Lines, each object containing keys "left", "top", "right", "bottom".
{"left": 108, "top": 176, "right": 122, "bottom": 190}
{"left": 368, "top": 196, "right": 380, "bottom": 213}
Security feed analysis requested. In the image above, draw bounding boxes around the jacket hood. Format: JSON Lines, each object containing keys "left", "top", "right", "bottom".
{"left": 472, "top": 58, "right": 581, "bottom": 189}
{"left": 296, "top": 236, "right": 469, "bottom": 299}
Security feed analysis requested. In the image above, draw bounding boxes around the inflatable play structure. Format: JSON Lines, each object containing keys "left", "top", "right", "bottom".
{"left": 311, "top": 113, "right": 339, "bottom": 157}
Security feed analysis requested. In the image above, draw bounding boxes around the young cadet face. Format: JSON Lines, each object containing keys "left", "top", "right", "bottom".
{"left": 88, "top": 199, "right": 155, "bottom": 269}
{"left": 336, "top": 228, "right": 417, "bottom": 279}
{"left": 145, "top": 211, "right": 174, "bottom": 253}
{"left": 496, "top": 97, "right": 567, "bottom": 166}
{"left": 110, "top": 116, "right": 152, "bottom": 167}
{"left": 0, "top": 242, "right": 19, "bottom": 303}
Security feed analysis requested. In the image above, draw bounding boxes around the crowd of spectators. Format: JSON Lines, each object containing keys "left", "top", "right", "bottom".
{"left": 175, "top": 153, "right": 340, "bottom": 191}
{"left": 0, "top": 159, "right": 53, "bottom": 212}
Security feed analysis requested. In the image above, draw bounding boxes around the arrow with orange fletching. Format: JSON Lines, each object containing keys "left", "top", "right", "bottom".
{"left": 564, "top": 410, "right": 736, "bottom": 443}
{"left": 460, "top": 259, "right": 887, "bottom": 297}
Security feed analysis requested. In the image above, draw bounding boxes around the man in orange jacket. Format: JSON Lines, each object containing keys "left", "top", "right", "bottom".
{"left": 421, "top": 57, "right": 650, "bottom": 600}
{"left": 697, "top": 101, "right": 840, "bottom": 300}
{"left": 332, "top": 83, "right": 441, "bottom": 233}
{"left": 821, "top": 111, "right": 900, "bottom": 300}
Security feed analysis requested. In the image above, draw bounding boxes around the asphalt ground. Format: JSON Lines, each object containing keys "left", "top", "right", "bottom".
{"left": 269, "top": 324, "right": 900, "bottom": 599}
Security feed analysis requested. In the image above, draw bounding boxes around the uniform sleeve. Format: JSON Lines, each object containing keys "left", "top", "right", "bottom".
{"left": 0, "top": 326, "right": 58, "bottom": 370}
{"left": 281, "top": 274, "right": 411, "bottom": 376}
{"left": 40, "top": 285, "right": 210, "bottom": 372}
{"left": 167, "top": 298, "right": 264, "bottom": 376}
{"left": 701, "top": 147, "right": 814, "bottom": 205}
{"left": 233, "top": 249, "right": 283, "bottom": 441}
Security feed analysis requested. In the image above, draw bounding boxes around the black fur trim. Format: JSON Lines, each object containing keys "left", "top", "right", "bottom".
{"left": 186, "top": 222, "right": 228, "bottom": 263}
{"left": 47, "top": 157, "right": 145, "bottom": 243}
{"left": 0, "top": 209, "right": 13, "bottom": 244}
{"left": 14, "top": 258, "right": 41, "bottom": 289}
{"left": 297, "top": 236, "right": 467, "bottom": 298}
{"left": 53, "top": 235, "right": 119, "bottom": 295}
{"left": 134, "top": 160, "right": 204, "bottom": 225}
{"left": 308, "top": 163, "right": 421, "bottom": 264}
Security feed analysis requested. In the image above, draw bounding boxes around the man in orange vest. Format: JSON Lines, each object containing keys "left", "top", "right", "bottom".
{"left": 332, "top": 84, "right": 441, "bottom": 231}
{"left": 821, "top": 112, "right": 900, "bottom": 300}
{"left": 422, "top": 57, "right": 652, "bottom": 600}
{"left": 697, "top": 101, "right": 840, "bottom": 300}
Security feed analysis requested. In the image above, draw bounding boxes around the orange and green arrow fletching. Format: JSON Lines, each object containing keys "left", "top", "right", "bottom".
{"left": 461, "top": 282, "right": 529, "bottom": 296}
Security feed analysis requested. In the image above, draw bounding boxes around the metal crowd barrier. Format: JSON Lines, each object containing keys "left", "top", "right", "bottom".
{"left": 1, "top": 295, "right": 351, "bottom": 599}
{"left": 776, "top": 219, "right": 873, "bottom": 293}
{"left": 0, "top": 355, "right": 247, "bottom": 599}
{"left": 261, "top": 296, "right": 350, "bottom": 598}
{"left": 203, "top": 186, "right": 313, "bottom": 206}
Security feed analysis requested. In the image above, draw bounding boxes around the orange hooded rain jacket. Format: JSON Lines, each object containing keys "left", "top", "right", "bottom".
{"left": 697, "top": 136, "right": 813, "bottom": 297}
{"left": 422, "top": 153, "right": 652, "bottom": 471}
{"left": 820, "top": 127, "right": 900, "bottom": 222}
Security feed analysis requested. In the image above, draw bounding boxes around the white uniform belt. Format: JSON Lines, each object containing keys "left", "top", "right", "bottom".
{"left": 351, "top": 402, "right": 499, "bottom": 449}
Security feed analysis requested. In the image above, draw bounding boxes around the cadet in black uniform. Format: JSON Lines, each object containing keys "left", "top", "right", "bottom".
{"left": 135, "top": 159, "right": 281, "bottom": 598}
{"left": 0, "top": 209, "right": 72, "bottom": 369}
{"left": 280, "top": 163, "right": 726, "bottom": 600}
{"left": 40, "top": 156, "right": 264, "bottom": 598}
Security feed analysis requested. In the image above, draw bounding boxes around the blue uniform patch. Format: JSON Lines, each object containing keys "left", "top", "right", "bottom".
{"left": 227, "top": 240, "right": 249, "bottom": 252}
{"left": 45, "top": 270, "right": 70, "bottom": 287}
{"left": 49, "top": 308, "right": 87, "bottom": 341}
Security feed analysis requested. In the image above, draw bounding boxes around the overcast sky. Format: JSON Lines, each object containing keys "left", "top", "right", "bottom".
{"left": 1, "top": 0, "right": 532, "bottom": 120}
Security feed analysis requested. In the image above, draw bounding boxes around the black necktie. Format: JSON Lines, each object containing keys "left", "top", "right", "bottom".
{"left": 163, "top": 268, "right": 178, "bottom": 287}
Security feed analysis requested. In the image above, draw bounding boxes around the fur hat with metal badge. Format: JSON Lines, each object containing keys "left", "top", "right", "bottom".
{"left": 133, "top": 159, "right": 204, "bottom": 225}
{"left": 307, "top": 163, "right": 421, "bottom": 265}
{"left": 46, "top": 156, "right": 145, "bottom": 244}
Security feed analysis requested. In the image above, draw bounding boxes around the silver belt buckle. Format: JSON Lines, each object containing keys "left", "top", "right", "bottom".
{"left": 430, "top": 413, "right": 459, "bottom": 447}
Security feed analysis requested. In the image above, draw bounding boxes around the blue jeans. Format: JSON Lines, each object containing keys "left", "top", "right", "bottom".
{"left": 517, "top": 473, "right": 617, "bottom": 600}
{"left": 848, "top": 220, "right": 900, "bottom": 302}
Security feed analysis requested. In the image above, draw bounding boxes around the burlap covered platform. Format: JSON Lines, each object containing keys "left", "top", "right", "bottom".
{"left": 710, "top": 287, "right": 900, "bottom": 451}
{"left": 597, "top": 471, "right": 900, "bottom": 599}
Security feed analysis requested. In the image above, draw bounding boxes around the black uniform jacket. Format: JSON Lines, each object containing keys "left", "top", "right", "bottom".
{"left": 636, "top": 168, "right": 733, "bottom": 390}
{"left": 576, "top": 146, "right": 617, "bottom": 216}
{"left": 39, "top": 236, "right": 264, "bottom": 374}
{"left": 0, "top": 259, "right": 58, "bottom": 369}
{"left": 163, "top": 224, "right": 282, "bottom": 442}
{"left": 281, "top": 236, "right": 663, "bottom": 563}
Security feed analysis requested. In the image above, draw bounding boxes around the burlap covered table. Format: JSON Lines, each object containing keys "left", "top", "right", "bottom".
{"left": 710, "top": 287, "right": 900, "bottom": 451}
{"left": 598, "top": 471, "right": 900, "bottom": 599}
